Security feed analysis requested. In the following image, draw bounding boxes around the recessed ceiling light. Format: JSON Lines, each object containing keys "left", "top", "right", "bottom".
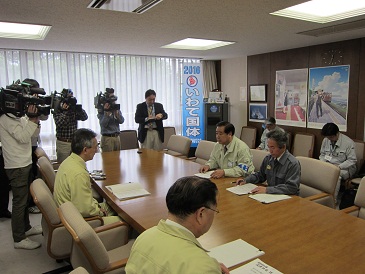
{"left": 271, "top": 0, "right": 365, "bottom": 23}
{"left": 0, "top": 22, "right": 51, "bottom": 40}
{"left": 161, "top": 38, "right": 235, "bottom": 50}
{"left": 88, "top": 0, "right": 163, "bottom": 14}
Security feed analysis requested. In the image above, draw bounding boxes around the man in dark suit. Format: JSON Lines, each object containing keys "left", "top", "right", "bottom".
{"left": 135, "top": 89, "right": 168, "bottom": 150}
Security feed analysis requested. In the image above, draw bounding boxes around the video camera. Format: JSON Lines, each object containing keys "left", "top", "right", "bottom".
{"left": 0, "top": 80, "right": 51, "bottom": 117}
{"left": 47, "top": 88, "right": 82, "bottom": 114}
{"left": 94, "top": 88, "right": 120, "bottom": 111}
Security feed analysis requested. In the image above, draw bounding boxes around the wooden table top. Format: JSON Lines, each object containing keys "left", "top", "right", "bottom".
{"left": 88, "top": 148, "right": 365, "bottom": 273}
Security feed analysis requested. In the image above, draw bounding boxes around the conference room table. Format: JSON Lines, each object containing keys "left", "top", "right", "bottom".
{"left": 87, "top": 148, "right": 365, "bottom": 273}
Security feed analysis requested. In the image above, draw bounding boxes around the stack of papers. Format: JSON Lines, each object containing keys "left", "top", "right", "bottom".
{"left": 106, "top": 182, "right": 150, "bottom": 200}
{"left": 194, "top": 170, "right": 214, "bottom": 179}
{"left": 231, "top": 258, "right": 283, "bottom": 274}
{"left": 208, "top": 239, "right": 265, "bottom": 268}
{"left": 227, "top": 183, "right": 257, "bottom": 195}
{"left": 249, "top": 194, "right": 291, "bottom": 204}
{"left": 89, "top": 170, "right": 106, "bottom": 180}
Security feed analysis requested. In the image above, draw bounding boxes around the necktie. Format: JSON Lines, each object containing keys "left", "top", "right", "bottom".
{"left": 148, "top": 105, "right": 153, "bottom": 129}
{"left": 224, "top": 146, "right": 227, "bottom": 154}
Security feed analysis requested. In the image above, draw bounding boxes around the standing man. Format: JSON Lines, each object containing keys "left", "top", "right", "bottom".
{"left": 319, "top": 123, "right": 357, "bottom": 201}
{"left": 97, "top": 88, "right": 124, "bottom": 152}
{"left": 53, "top": 89, "right": 88, "bottom": 163}
{"left": 53, "top": 128, "right": 120, "bottom": 224}
{"left": 199, "top": 121, "right": 254, "bottom": 179}
{"left": 135, "top": 89, "right": 168, "bottom": 150}
{"left": 0, "top": 95, "right": 43, "bottom": 249}
{"left": 237, "top": 130, "right": 300, "bottom": 195}
{"left": 257, "top": 117, "right": 284, "bottom": 151}
{"left": 126, "top": 176, "right": 229, "bottom": 274}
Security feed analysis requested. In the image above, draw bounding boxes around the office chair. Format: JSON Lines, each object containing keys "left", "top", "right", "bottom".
{"left": 119, "top": 130, "right": 139, "bottom": 150}
{"left": 58, "top": 201, "right": 134, "bottom": 274}
{"left": 34, "top": 146, "right": 60, "bottom": 170}
{"left": 164, "top": 135, "right": 192, "bottom": 157}
{"left": 250, "top": 149, "right": 269, "bottom": 172}
{"left": 291, "top": 132, "right": 315, "bottom": 158}
{"left": 239, "top": 126, "right": 257, "bottom": 149}
{"left": 187, "top": 140, "right": 215, "bottom": 164}
{"left": 297, "top": 156, "right": 340, "bottom": 208}
{"left": 161, "top": 126, "right": 176, "bottom": 150}
{"left": 342, "top": 177, "right": 365, "bottom": 219}
{"left": 37, "top": 156, "right": 56, "bottom": 193}
{"left": 30, "top": 179, "right": 103, "bottom": 272}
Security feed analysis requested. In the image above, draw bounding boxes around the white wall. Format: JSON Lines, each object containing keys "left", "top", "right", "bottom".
{"left": 221, "top": 57, "right": 248, "bottom": 136}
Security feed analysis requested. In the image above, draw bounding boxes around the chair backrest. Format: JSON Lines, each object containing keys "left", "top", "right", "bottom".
{"left": 30, "top": 178, "right": 72, "bottom": 259}
{"left": 239, "top": 126, "right": 257, "bottom": 149}
{"left": 194, "top": 140, "right": 215, "bottom": 165}
{"left": 354, "top": 177, "right": 365, "bottom": 219}
{"left": 291, "top": 132, "right": 315, "bottom": 157}
{"left": 119, "top": 130, "right": 139, "bottom": 150}
{"left": 250, "top": 149, "right": 269, "bottom": 172}
{"left": 353, "top": 140, "right": 365, "bottom": 173}
{"left": 161, "top": 126, "right": 176, "bottom": 150}
{"left": 286, "top": 131, "right": 292, "bottom": 152}
{"left": 58, "top": 201, "right": 110, "bottom": 271}
{"left": 34, "top": 146, "right": 51, "bottom": 161}
{"left": 297, "top": 156, "right": 340, "bottom": 208}
{"left": 165, "top": 135, "right": 192, "bottom": 157}
{"left": 37, "top": 156, "right": 56, "bottom": 193}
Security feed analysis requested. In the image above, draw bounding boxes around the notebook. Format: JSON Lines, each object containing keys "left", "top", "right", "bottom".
{"left": 249, "top": 194, "right": 291, "bottom": 204}
{"left": 208, "top": 239, "right": 265, "bottom": 268}
{"left": 226, "top": 183, "right": 257, "bottom": 195}
{"left": 194, "top": 170, "right": 214, "bottom": 179}
{"left": 106, "top": 182, "right": 150, "bottom": 200}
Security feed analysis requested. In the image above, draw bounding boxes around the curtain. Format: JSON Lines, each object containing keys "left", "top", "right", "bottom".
{"left": 0, "top": 49, "right": 199, "bottom": 157}
{"left": 202, "top": 60, "right": 218, "bottom": 98}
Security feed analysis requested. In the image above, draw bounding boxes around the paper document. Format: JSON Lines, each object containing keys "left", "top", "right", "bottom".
{"left": 249, "top": 194, "right": 291, "bottom": 204}
{"left": 194, "top": 170, "right": 214, "bottom": 179}
{"left": 231, "top": 258, "right": 283, "bottom": 274}
{"left": 106, "top": 182, "right": 150, "bottom": 200}
{"left": 227, "top": 184, "right": 257, "bottom": 195}
{"left": 208, "top": 239, "right": 265, "bottom": 268}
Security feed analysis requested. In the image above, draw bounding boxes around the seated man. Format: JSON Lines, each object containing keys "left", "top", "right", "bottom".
{"left": 319, "top": 123, "right": 357, "bottom": 201}
{"left": 53, "top": 128, "right": 120, "bottom": 224}
{"left": 125, "top": 176, "right": 229, "bottom": 274}
{"left": 257, "top": 117, "right": 284, "bottom": 151}
{"left": 199, "top": 121, "right": 254, "bottom": 179}
{"left": 237, "top": 130, "right": 300, "bottom": 195}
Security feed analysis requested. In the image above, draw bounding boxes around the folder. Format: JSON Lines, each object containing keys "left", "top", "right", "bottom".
{"left": 208, "top": 239, "right": 265, "bottom": 268}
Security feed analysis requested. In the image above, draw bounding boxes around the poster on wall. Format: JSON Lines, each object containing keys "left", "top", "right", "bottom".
{"left": 274, "top": 69, "right": 308, "bottom": 127}
{"left": 249, "top": 103, "right": 267, "bottom": 122}
{"left": 307, "top": 65, "right": 350, "bottom": 131}
{"left": 182, "top": 63, "right": 204, "bottom": 147}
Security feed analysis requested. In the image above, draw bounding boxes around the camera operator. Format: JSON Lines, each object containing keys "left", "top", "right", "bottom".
{"left": 23, "top": 78, "right": 49, "bottom": 215}
{"left": 53, "top": 89, "right": 88, "bottom": 163}
{"left": 97, "top": 88, "right": 124, "bottom": 152}
{"left": 0, "top": 94, "right": 43, "bottom": 249}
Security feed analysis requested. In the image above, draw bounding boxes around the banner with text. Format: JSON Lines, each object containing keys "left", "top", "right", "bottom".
{"left": 182, "top": 63, "right": 204, "bottom": 148}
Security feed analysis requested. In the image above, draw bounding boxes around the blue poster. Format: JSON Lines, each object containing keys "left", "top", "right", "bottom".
{"left": 182, "top": 63, "right": 204, "bottom": 148}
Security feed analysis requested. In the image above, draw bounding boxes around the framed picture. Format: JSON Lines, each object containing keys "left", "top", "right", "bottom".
{"left": 249, "top": 84, "right": 267, "bottom": 102}
{"left": 249, "top": 103, "right": 267, "bottom": 122}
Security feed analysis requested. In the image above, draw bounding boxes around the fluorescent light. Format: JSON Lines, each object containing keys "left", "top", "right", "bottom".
{"left": 271, "top": 0, "right": 365, "bottom": 23}
{"left": 161, "top": 38, "right": 235, "bottom": 50}
{"left": 0, "top": 22, "right": 51, "bottom": 40}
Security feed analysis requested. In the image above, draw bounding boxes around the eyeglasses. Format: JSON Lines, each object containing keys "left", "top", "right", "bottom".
{"left": 205, "top": 206, "right": 220, "bottom": 214}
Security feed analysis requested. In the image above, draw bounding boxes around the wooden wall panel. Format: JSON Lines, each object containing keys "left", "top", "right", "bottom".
{"left": 247, "top": 38, "right": 365, "bottom": 158}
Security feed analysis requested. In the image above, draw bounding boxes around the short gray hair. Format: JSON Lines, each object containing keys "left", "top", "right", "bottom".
{"left": 266, "top": 130, "right": 287, "bottom": 149}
